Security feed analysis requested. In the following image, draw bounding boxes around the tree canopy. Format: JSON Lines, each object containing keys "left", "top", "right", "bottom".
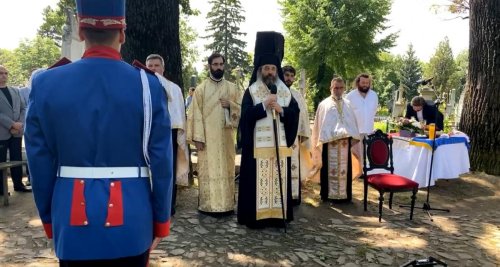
{"left": 281, "top": 0, "right": 397, "bottom": 109}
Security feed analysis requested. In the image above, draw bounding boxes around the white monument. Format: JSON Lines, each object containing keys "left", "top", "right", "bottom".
{"left": 445, "top": 89, "right": 456, "bottom": 116}
{"left": 61, "top": 8, "right": 85, "bottom": 61}
{"left": 391, "top": 84, "right": 406, "bottom": 118}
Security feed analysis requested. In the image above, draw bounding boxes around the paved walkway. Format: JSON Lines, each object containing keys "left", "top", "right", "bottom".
{"left": 1, "top": 172, "right": 499, "bottom": 267}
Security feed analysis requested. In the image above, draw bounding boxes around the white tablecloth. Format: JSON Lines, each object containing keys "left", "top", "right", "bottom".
{"left": 369, "top": 137, "right": 470, "bottom": 188}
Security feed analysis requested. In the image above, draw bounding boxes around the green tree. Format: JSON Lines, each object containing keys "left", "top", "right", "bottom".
{"left": 0, "top": 49, "right": 23, "bottom": 87}
{"left": 281, "top": 0, "right": 397, "bottom": 110}
{"left": 372, "top": 53, "right": 403, "bottom": 110}
{"left": 448, "top": 50, "right": 468, "bottom": 102}
{"left": 459, "top": 0, "right": 500, "bottom": 175}
{"left": 1, "top": 37, "right": 60, "bottom": 86}
{"left": 399, "top": 44, "right": 422, "bottom": 101}
{"left": 38, "top": 0, "right": 76, "bottom": 46}
{"left": 180, "top": 15, "right": 199, "bottom": 92}
{"left": 425, "top": 37, "right": 457, "bottom": 98}
{"left": 205, "top": 0, "right": 250, "bottom": 81}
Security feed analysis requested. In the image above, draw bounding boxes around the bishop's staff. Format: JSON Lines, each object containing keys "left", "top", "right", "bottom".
{"left": 267, "top": 83, "right": 287, "bottom": 233}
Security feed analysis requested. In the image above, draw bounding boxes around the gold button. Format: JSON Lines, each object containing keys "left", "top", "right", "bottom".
{"left": 83, "top": 220, "right": 88, "bottom": 225}
{"left": 110, "top": 182, "right": 115, "bottom": 187}
{"left": 105, "top": 222, "right": 111, "bottom": 227}
{"left": 108, "top": 203, "right": 114, "bottom": 208}
{"left": 80, "top": 180, "right": 85, "bottom": 184}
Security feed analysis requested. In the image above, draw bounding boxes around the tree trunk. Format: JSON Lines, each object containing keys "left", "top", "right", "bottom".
{"left": 459, "top": 0, "right": 500, "bottom": 175}
{"left": 122, "top": 0, "right": 184, "bottom": 92}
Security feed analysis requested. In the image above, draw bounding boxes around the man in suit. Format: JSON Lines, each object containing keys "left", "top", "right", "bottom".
{"left": 25, "top": 0, "right": 173, "bottom": 265}
{"left": 404, "top": 96, "right": 444, "bottom": 131}
{"left": 0, "top": 65, "right": 30, "bottom": 194}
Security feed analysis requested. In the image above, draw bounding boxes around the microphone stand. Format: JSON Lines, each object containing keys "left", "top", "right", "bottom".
{"left": 271, "top": 103, "right": 287, "bottom": 233}
{"left": 400, "top": 99, "right": 449, "bottom": 221}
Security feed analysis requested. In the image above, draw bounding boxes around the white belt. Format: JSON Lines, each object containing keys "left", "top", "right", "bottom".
{"left": 58, "top": 166, "right": 149, "bottom": 179}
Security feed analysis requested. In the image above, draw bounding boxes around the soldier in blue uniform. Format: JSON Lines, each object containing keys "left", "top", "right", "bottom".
{"left": 24, "top": 0, "right": 173, "bottom": 266}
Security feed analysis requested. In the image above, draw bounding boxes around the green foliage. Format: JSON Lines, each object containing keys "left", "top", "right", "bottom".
{"left": 180, "top": 15, "right": 200, "bottom": 91}
{"left": 180, "top": 0, "right": 199, "bottom": 15}
{"left": 372, "top": 53, "right": 403, "bottom": 110}
{"left": 448, "top": 50, "right": 468, "bottom": 102}
{"left": 424, "top": 37, "right": 457, "bottom": 98}
{"left": 205, "top": 0, "right": 250, "bottom": 82}
{"left": 399, "top": 44, "right": 423, "bottom": 101}
{"left": 0, "top": 37, "right": 60, "bottom": 86}
{"left": 374, "top": 121, "right": 389, "bottom": 133}
{"left": 38, "top": 0, "right": 76, "bottom": 47}
{"left": 447, "top": 0, "right": 470, "bottom": 15}
{"left": 281, "top": 0, "right": 397, "bottom": 111}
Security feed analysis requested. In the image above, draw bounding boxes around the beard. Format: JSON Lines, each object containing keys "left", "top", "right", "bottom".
{"left": 284, "top": 80, "right": 294, "bottom": 87}
{"left": 358, "top": 86, "right": 370, "bottom": 93}
{"left": 262, "top": 74, "right": 277, "bottom": 86}
{"left": 210, "top": 69, "right": 224, "bottom": 79}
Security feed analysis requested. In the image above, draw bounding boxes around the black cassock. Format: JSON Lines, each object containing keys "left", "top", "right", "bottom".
{"left": 237, "top": 88, "right": 300, "bottom": 228}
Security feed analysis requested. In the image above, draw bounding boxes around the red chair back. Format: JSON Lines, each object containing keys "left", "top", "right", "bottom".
{"left": 363, "top": 130, "right": 394, "bottom": 174}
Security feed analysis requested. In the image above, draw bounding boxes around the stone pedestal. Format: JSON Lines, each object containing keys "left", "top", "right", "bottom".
{"left": 61, "top": 8, "right": 84, "bottom": 61}
{"left": 419, "top": 87, "right": 436, "bottom": 106}
{"left": 391, "top": 85, "right": 406, "bottom": 118}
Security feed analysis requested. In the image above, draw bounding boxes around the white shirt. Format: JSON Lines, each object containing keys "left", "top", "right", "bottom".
{"left": 346, "top": 89, "right": 378, "bottom": 134}
{"left": 417, "top": 110, "right": 424, "bottom": 122}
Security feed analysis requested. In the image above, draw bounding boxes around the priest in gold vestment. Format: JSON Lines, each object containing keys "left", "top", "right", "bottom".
{"left": 283, "top": 65, "right": 312, "bottom": 205}
{"left": 311, "top": 77, "right": 361, "bottom": 202}
{"left": 237, "top": 32, "right": 299, "bottom": 229}
{"left": 187, "top": 53, "right": 241, "bottom": 214}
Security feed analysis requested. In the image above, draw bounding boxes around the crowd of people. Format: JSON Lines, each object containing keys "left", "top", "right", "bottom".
{"left": 0, "top": 0, "right": 443, "bottom": 266}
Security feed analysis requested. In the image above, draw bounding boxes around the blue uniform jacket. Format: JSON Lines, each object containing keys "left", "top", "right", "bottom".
{"left": 25, "top": 49, "right": 173, "bottom": 260}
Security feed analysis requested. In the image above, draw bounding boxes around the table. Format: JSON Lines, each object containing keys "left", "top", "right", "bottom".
{"left": 1, "top": 161, "right": 27, "bottom": 206}
{"left": 369, "top": 136, "right": 470, "bottom": 188}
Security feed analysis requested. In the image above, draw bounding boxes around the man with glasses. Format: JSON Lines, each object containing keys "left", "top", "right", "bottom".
{"left": 311, "top": 77, "right": 360, "bottom": 203}
{"left": 186, "top": 53, "right": 241, "bottom": 215}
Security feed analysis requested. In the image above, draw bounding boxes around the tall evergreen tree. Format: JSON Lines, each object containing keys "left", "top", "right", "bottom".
{"left": 425, "top": 37, "right": 457, "bottom": 98}
{"left": 205, "top": 0, "right": 249, "bottom": 81}
{"left": 399, "top": 44, "right": 422, "bottom": 101}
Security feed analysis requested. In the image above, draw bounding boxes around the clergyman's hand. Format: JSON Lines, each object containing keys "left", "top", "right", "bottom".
{"left": 194, "top": 141, "right": 205, "bottom": 151}
{"left": 263, "top": 95, "right": 277, "bottom": 109}
{"left": 271, "top": 102, "right": 283, "bottom": 114}
{"left": 220, "top": 98, "right": 230, "bottom": 108}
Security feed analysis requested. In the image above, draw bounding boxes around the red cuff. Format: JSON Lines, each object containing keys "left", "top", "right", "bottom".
{"left": 43, "top": 223, "right": 53, "bottom": 239}
{"left": 154, "top": 220, "right": 170, "bottom": 238}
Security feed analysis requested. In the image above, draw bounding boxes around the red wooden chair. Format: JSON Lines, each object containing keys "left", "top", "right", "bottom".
{"left": 362, "top": 130, "right": 419, "bottom": 222}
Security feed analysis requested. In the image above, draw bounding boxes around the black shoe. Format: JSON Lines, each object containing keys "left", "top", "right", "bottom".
{"left": 14, "top": 186, "right": 32, "bottom": 193}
